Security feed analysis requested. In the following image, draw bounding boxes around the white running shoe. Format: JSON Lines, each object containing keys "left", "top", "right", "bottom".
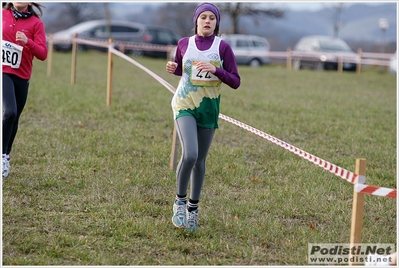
{"left": 172, "top": 200, "right": 187, "bottom": 228}
{"left": 2, "top": 154, "right": 10, "bottom": 178}
{"left": 186, "top": 209, "right": 199, "bottom": 232}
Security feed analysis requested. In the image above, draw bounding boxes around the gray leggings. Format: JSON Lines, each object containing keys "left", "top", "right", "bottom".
{"left": 175, "top": 116, "right": 215, "bottom": 201}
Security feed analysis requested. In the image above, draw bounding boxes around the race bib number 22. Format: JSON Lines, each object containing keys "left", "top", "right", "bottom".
{"left": 190, "top": 60, "right": 221, "bottom": 87}
{"left": 2, "top": 40, "right": 23, "bottom": 69}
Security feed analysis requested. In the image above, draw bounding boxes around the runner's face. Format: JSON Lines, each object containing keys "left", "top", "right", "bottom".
{"left": 196, "top": 11, "right": 217, "bottom": 37}
{"left": 12, "top": 2, "right": 31, "bottom": 12}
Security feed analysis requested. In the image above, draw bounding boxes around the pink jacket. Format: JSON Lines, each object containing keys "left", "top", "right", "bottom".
{"left": 2, "top": 8, "right": 48, "bottom": 79}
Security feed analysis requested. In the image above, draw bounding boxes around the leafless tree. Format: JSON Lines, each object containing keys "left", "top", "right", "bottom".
{"left": 103, "top": 3, "right": 111, "bottom": 37}
{"left": 218, "top": 3, "right": 284, "bottom": 34}
{"left": 152, "top": 3, "right": 284, "bottom": 36}
{"left": 46, "top": 3, "right": 105, "bottom": 32}
{"left": 323, "top": 2, "right": 348, "bottom": 38}
{"left": 152, "top": 3, "right": 198, "bottom": 36}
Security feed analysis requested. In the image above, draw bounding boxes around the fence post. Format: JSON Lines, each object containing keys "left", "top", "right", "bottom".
{"left": 356, "top": 48, "right": 362, "bottom": 74}
{"left": 47, "top": 34, "right": 53, "bottom": 77}
{"left": 167, "top": 45, "right": 173, "bottom": 61}
{"left": 169, "top": 124, "right": 179, "bottom": 170}
{"left": 349, "top": 158, "right": 366, "bottom": 266}
{"left": 286, "top": 47, "right": 292, "bottom": 70}
{"left": 107, "top": 38, "right": 114, "bottom": 107}
{"left": 119, "top": 44, "right": 125, "bottom": 54}
{"left": 338, "top": 57, "right": 343, "bottom": 72}
{"left": 71, "top": 33, "right": 78, "bottom": 85}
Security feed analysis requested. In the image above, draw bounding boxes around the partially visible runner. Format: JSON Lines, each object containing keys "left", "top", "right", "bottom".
{"left": 166, "top": 2, "right": 240, "bottom": 232}
{"left": 2, "top": 2, "right": 48, "bottom": 178}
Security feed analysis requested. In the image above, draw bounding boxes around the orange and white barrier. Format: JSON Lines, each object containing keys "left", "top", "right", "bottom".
{"left": 355, "top": 183, "right": 397, "bottom": 198}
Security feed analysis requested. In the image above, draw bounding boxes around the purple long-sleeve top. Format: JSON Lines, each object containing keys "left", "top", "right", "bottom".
{"left": 173, "top": 34, "right": 241, "bottom": 89}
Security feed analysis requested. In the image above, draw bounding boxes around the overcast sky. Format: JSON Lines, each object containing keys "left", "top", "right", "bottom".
{"left": 239, "top": 1, "right": 391, "bottom": 11}
{"left": 279, "top": 1, "right": 390, "bottom": 11}
{"left": 281, "top": 2, "right": 332, "bottom": 11}
{"left": 37, "top": 1, "right": 393, "bottom": 12}
{"left": 116, "top": 1, "right": 392, "bottom": 11}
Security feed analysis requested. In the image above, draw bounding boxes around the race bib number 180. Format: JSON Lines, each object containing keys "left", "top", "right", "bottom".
{"left": 2, "top": 40, "right": 23, "bottom": 69}
{"left": 190, "top": 60, "right": 221, "bottom": 87}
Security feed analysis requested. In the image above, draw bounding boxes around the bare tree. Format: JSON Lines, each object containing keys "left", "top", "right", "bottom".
{"left": 219, "top": 3, "right": 284, "bottom": 34}
{"left": 152, "top": 3, "right": 198, "bottom": 36}
{"left": 324, "top": 2, "right": 348, "bottom": 38}
{"left": 46, "top": 3, "right": 105, "bottom": 32}
{"left": 152, "top": 3, "right": 284, "bottom": 36}
{"left": 103, "top": 3, "right": 111, "bottom": 38}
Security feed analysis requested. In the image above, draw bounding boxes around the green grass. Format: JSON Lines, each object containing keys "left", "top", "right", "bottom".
{"left": 2, "top": 51, "right": 396, "bottom": 265}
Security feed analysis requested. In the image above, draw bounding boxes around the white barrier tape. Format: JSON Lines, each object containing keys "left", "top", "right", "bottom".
{"left": 361, "top": 52, "right": 395, "bottom": 59}
{"left": 218, "top": 113, "right": 363, "bottom": 185}
{"left": 354, "top": 183, "right": 396, "bottom": 199}
{"left": 358, "top": 58, "right": 392, "bottom": 66}
{"left": 108, "top": 45, "right": 396, "bottom": 198}
{"left": 50, "top": 36, "right": 393, "bottom": 68}
{"left": 356, "top": 175, "right": 366, "bottom": 184}
{"left": 52, "top": 37, "right": 172, "bottom": 52}
{"left": 114, "top": 41, "right": 173, "bottom": 52}
{"left": 109, "top": 46, "right": 176, "bottom": 93}
{"left": 49, "top": 38, "right": 71, "bottom": 43}
{"left": 74, "top": 38, "right": 108, "bottom": 48}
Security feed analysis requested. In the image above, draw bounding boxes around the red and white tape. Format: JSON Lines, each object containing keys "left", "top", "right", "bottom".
{"left": 355, "top": 184, "right": 397, "bottom": 198}
{"left": 219, "top": 114, "right": 364, "bottom": 184}
{"left": 110, "top": 47, "right": 396, "bottom": 199}
{"left": 218, "top": 115, "right": 396, "bottom": 199}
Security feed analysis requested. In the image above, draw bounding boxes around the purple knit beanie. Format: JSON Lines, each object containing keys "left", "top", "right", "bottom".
{"left": 193, "top": 2, "right": 220, "bottom": 27}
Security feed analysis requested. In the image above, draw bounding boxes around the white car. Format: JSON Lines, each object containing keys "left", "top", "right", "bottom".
{"left": 50, "top": 20, "right": 147, "bottom": 52}
{"left": 50, "top": 20, "right": 181, "bottom": 58}
{"left": 292, "top": 35, "right": 359, "bottom": 71}
{"left": 221, "top": 34, "right": 271, "bottom": 67}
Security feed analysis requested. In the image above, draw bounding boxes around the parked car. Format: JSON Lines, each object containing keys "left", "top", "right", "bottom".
{"left": 292, "top": 35, "right": 359, "bottom": 71}
{"left": 221, "top": 34, "right": 271, "bottom": 67}
{"left": 143, "top": 25, "right": 182, "bottom": 58}
{"left": 50, "top": 20, "right": 181, "bottom": 58}
{"left": 51, "top": 20, "right": 145, "bottom": 52}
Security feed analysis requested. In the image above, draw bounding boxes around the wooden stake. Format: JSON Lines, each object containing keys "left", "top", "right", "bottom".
{"left": 349, "top": 158, "right": 366, "bottom": 266}
{"left": 338, "top": 57, "right": 343, "bottom": 73}
{"left": 71, "top": 33, "right": 77, "bottom": 85}
{"left": 286, "top": 47, "right": 292, "bottom": 70}
{"left": 107, "top": 38, "right": 114, "bottom": 106}
{"left": 47, "top": 34, "right": 53, "bottom": 77}
{"left": 356, "top": 48, "right": 362, "bottom": 74}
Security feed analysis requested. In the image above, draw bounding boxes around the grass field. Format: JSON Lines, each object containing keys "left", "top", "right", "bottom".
{"left": 2, "top": 50, "right": 397, "bottom": 265}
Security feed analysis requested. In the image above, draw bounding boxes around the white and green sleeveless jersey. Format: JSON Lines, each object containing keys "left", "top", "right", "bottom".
{"left": 171, "top": 35, "right": 223, "bottom": 129}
